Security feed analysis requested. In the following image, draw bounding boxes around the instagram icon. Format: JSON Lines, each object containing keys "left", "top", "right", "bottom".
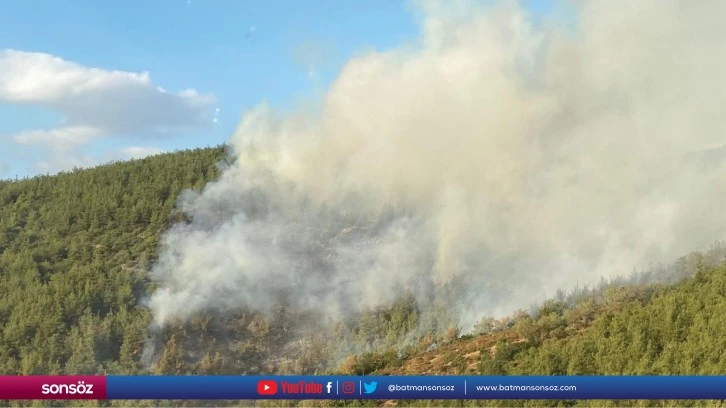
{"left": 342, "top": 382, "right": 355, "bottom": 394}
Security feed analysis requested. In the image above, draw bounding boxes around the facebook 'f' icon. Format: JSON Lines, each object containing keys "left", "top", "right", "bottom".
{"left": 326, "top": 382, "right": 333, "bottom": 394}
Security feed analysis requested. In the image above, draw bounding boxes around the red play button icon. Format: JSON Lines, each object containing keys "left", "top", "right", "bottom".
{"left": 257, "top": 380, "right": 278, "bottom": 395}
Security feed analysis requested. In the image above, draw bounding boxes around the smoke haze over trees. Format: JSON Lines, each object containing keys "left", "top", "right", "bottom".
{"left": 147, "top": 0, "right": 726, "bottom": 335}
{"left": 3, "top": 1, "right": 726, "bottom": 406}
{"left": 1, "top": 147, "right": 726, "bottom": 406}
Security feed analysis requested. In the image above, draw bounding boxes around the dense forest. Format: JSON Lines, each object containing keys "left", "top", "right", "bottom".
{"left": 2, "top": 147, "right": 726, "bottom": 407}
{"left": 0, "top": 146, "right": 229, "bottom": 377}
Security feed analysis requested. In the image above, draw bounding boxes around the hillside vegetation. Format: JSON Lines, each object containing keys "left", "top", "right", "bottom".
{"left": 0, "top": 147, "right": 228, "bottom": 376}
{"left": 2, "top": 147, "right": 726, "bottom": 407}
{"left": 334, "top": 259, "right": 726, "bottom": 407}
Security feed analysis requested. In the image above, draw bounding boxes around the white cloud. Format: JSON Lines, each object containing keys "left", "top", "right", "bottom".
{"left": 13, "top": 126, "right": 101, "bottom": 151}
{"left": 122, "top": 146, "right": 165, "bottom": 159}
{"left": 23, "top": 146, "right": 166, "bottom": 175}
{"left": 0, "top": 49, "right": 216, "bottom": 172}
{"left": 34, "top": 156, "right": 98, "bottom": 175}
{"left": 0, "top": 49, "right": 216, "bottom": 134}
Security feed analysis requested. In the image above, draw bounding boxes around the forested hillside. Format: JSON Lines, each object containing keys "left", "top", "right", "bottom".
{"left": 0, "top": 147, "right": 228, "bottom": 375}
{"left": 2, "top": 147, "right": 726, "bottom": 407}
{"left": 0, "top": 147, "right": 446, "bottom": 383}
{"left": 330, "top": 257, "right": 726, "bottom": 407}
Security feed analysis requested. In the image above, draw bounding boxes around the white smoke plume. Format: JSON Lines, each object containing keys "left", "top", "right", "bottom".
{"left": 147, "top": 0, "right": 726, "bottom": 331}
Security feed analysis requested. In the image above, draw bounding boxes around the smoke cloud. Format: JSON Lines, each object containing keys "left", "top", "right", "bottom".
{"left": 147, "top": 0, "right": 726, "bottom": 331}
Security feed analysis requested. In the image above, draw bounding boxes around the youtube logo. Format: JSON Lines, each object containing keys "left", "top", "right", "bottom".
{"left": 257, "top": 380, "right": 278, "bottom": 395}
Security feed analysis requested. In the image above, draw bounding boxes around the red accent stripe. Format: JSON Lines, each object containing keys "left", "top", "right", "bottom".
{"left": 0, "top": 376, "right": 106, "bottom": 399}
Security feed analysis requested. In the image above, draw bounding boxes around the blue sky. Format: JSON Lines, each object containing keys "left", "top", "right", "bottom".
{"left": 0, "top": 0, "right": 556, "bottom": 179}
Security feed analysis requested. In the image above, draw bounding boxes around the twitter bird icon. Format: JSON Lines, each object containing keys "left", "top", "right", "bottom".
{"left": 363, "top": 381, "right": 377, "bottom": 394}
